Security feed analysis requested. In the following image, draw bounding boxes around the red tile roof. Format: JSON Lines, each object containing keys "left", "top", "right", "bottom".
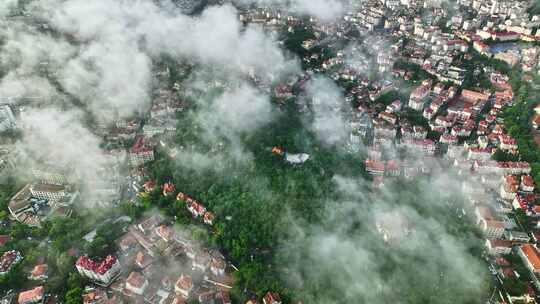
{"left": 522, "top": 244, "right": 540, "bottom": 271}
{"left": 126, "top": 271, "right": 146, "bottom": 288}
{"left": 76, "top": 255, "right": 117, "bottom": 275}
{"left": 0, "top": 235, "right": 10, "bottom": 247}
{"left": 30, "top": 264, "right": 47, "bottom": 278}
{"left": 18, "top": 286, "right": 44, "bottom": 304}
{"left": 175, "top": 274, "right": 193, "bottom": 291}
{"left": 263, "top": 292, "right": 281, "bottom": 304}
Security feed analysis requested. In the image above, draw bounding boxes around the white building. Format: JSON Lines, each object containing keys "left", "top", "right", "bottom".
{"left": 75, "top": 255, "right": 121, "bottom": 285}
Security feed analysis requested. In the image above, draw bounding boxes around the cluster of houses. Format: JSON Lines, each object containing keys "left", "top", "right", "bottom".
{"left": 71, "top": 214, "right": 235, "bottom": 304}
{"left": 69, "top": 214, "right": 285, "bottom": 304}
{"left": 176, "top": 192, "right": 215, "bottom": 226}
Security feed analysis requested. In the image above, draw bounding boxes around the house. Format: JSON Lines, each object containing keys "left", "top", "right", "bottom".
{"left": 423, "top": 107, "right": 434, "bottom": 120}
{"left": 175, "top": 274, "right": 193, "bottom": 298}
{"left": 492, "top": 31, "right": 520, "bottom": 41}
{"left": 263, "top": 292, "right": 282, "bottom": 304}
{"left": 0, "top": 235, "right": 10, "bottom": 247}
{"left": 210, "top": 257, "right": 226, "bottom": 277}
{"left": 143, "top": 181, "right": 156, "bottom": 193}
{"left": 137, "top": 214, "right": 163, "bottom": 234}
{"left": 82, "top": 289, "right": 106, "bottom": 304}
{"left": 215, "top": 291, "right": 232, "bottom": 304}
{"left": 28, "top": 264, "right": 48, "bottom": 281}
{"left": 17, "top": 286, "right": 44, "bottom": 304}
{"left": 129, "top": 137, "right": 154, "bottom": 166}
{"left": 440, "top": 133, "right": 458, "bottom": 145}
{"left": 500, "top": 175, "right": 519, "bottom": 201}
{"left": 473, "top": 40, "right": 491, "bottom": 57}
{"left": 499, "top": 135, "right": 518, "bottom": 151}
{"left": 485, "top": 239, "right": 512, "bottom": 255}
{"left": 187, "top": 201, "right": 206, "bottom": 218}
{"left": 461, "top": 89, "right": 490, "bottom": 104}
{"left": 156, "top": 225, "right": 173, "bottom": 243}
{"left": 0, "top": 250, "right": 22, "bottom": 275}
{"left": 125, "top": 271, "right": 148, "bottom": 295}
{"left": 199, "top": 291, "right": 215, "bottom": 304}
{"left": 386, "top": 160, "right": 400, "bottom": 177}
{"left": 519, "top": 244, "right": 540, "bottom": 274}
{"left": 203, "top": 212, "right": 215, "bottom": 225}
{"left": 505, "top": 231, "right": 531, "bottom": 243}
{"left": 378, "top": 111, "right": 397, "bottom": 125}
{"left": 118, "top": 233, "right": 137, "bottom": 252}
{"left": 76, "top": 255, "right": 121, "bottom": 285}
{"left": 365, "top": 159, "right": 385, "bottom": 175}
{"left": 475, "top": 205, "right": 504, "bottom": 239}
{"left": 467, "top": 147, "right": 493, "bottom": 161}
{"left": 170, "top": 296, "right": 186, "bottom": 304}
{"left": 513, "top": 194, "right": 536, "bottom": 210}
{"left": 533, "top": 114, "right": 540, "bottom": 129}
{"left": 479, "top": 219, "right": 506, "bottom": 239}
{"left": 401, "top": 139, "right": 436, "bottom": 155}
{"left": 386, "top": 100, "right": 402, "bottom": 113}
{"left": 135, "top": 251, "right": 153, "bottom": 269}
{"left": 409, "top": 81, "right": 431, "bottom": 110}
{"left": 29, "top": 183, "right": 66, "bottom": 201}
{"left": 162, "top": 182, "right": 175, "bottom": 196}
{"left": 522, "top": 175, "right": 535, "bottom": 192}
{"left": 193, "top": 252, "right": 210, "bottom": 272}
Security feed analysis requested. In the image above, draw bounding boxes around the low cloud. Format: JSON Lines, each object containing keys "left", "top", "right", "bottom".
{"left": 304, "top": 76, "right": 348, "bottom": 146}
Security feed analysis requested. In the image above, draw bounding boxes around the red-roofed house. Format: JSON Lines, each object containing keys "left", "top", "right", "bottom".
{"left": 216, "top": 291, "right": 231, "bottom": 304}
{"left": 156, "top": 225, "right": 173, "bottom": 242}
{"left": 210, "top": 257, "right": 226, "bottom": 277}
{"left": 175, "top": 274, "right": 193, "bottom": 298}
{"left": 129, "top": 137, "right": 154, "bottom": 166}
{"left": 162, "top": 182, "right": 175, "bottom": 196}
{"left": 533, "top": 114, "right": 540, "bottom": 129}
{"left": 0, "top": 250, "right": 22, "bottom": 275}
{"left": 386, "top": 160, "right": 400, "bottom": 176}
{"left": 0, "top": 235, "right": 10, "bottom": 247}
{"left": 28, "top": 264, "right": 48, "bottom": 281}
{"left": 522, "top": 175, "right": 535, "bottom": 192}
{"left": 263, "top": 292, "right": 282, "bottom": 304}
{"left": 461, "top": 89, "right": 490, "bottom": 104}
{"left": 76, "top": 255, "right": 120, "bottom": 285}
{"left": 500, "top": 175, "right": 519, "bottom": 201}
{"left": 187, "top": 201, "right": 206, "bottom": 218}
{"left": 125, "top": 271, "right": 148, "bottom": 295}
{"left": 365, "top": 159, "right": 385, "bottom": 175}
{"left": 142, "top": 181, "right": 156, "bottom": 193}
{"left": 135, "top": 251, "right": 152, "bottom": 269}
{"left": 519, "top": 244, "right": 540, "bottom": 274}
{"left": 203, "top": 212, "right": 215, "bottom": 225}
{"left": 18, "top": 286, "right": 44, "bottom": 304}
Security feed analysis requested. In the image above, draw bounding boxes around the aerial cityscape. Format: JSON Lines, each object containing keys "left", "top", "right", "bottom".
{"left": 2, "top": 0, "right": 540, "bottom": 303}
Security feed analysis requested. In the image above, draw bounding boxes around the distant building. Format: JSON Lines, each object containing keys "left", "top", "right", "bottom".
{"left": 0, "top": 105, "right": 16, "bottom": 132}
{"left": 29, "top": 183, "right": 66, "bottom": 201}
